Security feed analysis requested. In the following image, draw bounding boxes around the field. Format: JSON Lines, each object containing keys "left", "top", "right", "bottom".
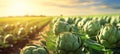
{"left": 0, "top": 16, "right": 52, "bottom": 54}
{"left": 0, "top": 15, "right": 120, "bottom": 54}
{"left": 0, "top": 0, "right": 119, "bottom": 54}
{"left": 40, "top": 15, "right": 120, "bottom": 54}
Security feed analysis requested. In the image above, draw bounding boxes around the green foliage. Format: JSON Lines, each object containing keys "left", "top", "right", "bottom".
{"left": 50, "top": 16, "right": 120, "bottom": 54}
{"left": 40, "top": 28, "right": 57, "bottom": 53}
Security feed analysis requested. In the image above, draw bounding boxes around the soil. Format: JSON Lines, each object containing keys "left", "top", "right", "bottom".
{"left": 0, "top": 21, "right": 51, "bottom": 54}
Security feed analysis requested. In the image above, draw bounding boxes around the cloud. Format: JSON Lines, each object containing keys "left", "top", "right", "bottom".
{"left": 39, "top": 0, "right": 96, "bottom": 8}
{"left": 28, "top": 0, "right": 120, "bottom": 15}
{"left": 0, "top": 0, "right": 120, "bottom": 16}
{"left": 100, "top": 0, "right": 120, "bottom": 9}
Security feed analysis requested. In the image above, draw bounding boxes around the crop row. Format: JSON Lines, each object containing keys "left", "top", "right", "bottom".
{"left": 22, "top": 16, "right": 120, "bottom": 54}
{"left": 0, "top": 18, "right": 50, "bottom": 49}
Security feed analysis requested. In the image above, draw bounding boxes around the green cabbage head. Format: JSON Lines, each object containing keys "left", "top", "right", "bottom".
{"left": 21, "top": 45, "right": 49, "bottom": 54}
{"left": 77, "top": 18, "right": 91, "bottom": 30}
{"left": 53, "top": 21, "right": 70, "bottom": 35}
{"left": 97, "top": 17, "right": 106, "bottom": 25}
{"left": 105, "top": 16, "right": 111, "bottom": 23}
{"left": 52, "top": 18, "right": 65, "bottom": 24}
{"left": 110, "top": 16, "right": 120, "bottom": 25}
{"left": 3, "top": 24, "right": 14, "bottom": 31}
{"left": 99, "top": 24, "right": 118, "bottom": 48}
{"left": 4, "top": 34, "right": 16, "bottom": 44}
{"left": 56, "top": 32, "right": 81, "bottom": 54}
{"left": 17, "top": 27, "right": 26, "bottom": 36}
{"left": 74, "top": 18, "right": 82, "bottom": 26}
{"left": 65, "top": 17, "right": 75, "bottom": 24}
{"left": 83, "top": 20, "right": 101, "bottom": 36}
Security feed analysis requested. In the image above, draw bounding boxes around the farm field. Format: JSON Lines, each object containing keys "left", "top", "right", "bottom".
{"left": 0, "top": 0, "right": 120, "bottom": 54}
{"left": 41, "top": 15, "right": 120, "bottom": 54}
{"left": 0, "top": 15, "right": 120, "bottom": 54}
{"left": 0, "top": 16, "right": 52, "bottom": 54}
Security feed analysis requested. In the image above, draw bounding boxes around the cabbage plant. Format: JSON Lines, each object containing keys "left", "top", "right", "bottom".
{"left": 56, "top": 32, "right": 82, "bottom": 54}
{"left": 21, "top": 45, "right": 49, "bottom": 54}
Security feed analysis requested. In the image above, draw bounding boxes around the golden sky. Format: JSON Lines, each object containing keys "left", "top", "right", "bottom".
{"left": 0, "top": 0, "right": 120, "bottom": 16}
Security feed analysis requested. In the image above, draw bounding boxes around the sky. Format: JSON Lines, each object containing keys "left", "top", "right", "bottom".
{"left": 0, "top": 0, "right": 120, "bottom": 16}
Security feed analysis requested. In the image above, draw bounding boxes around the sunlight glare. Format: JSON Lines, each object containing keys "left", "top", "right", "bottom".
{"left": 9, "top": 1, "right": 29, "bottom": 16}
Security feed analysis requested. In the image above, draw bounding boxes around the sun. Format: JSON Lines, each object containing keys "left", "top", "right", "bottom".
{"left": 9, "top": 2, "right": 29, "bottom": 16}
{"left": 14, "top": 3, "right": 26, "bottom": 9}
